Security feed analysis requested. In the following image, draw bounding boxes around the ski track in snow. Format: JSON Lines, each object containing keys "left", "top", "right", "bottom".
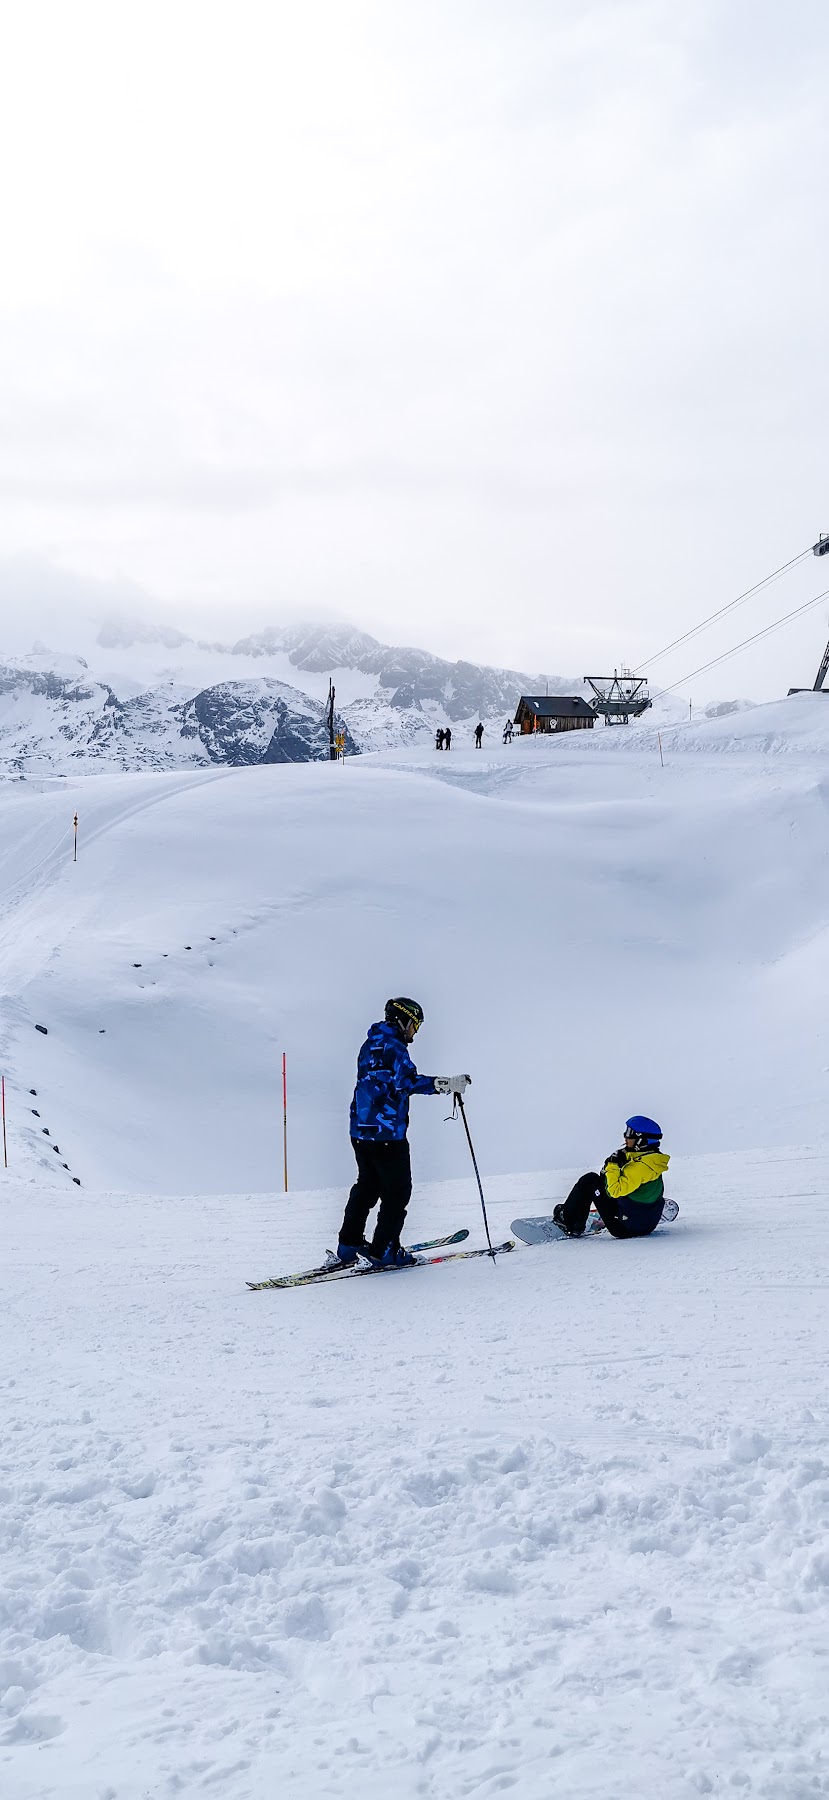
{"left": 2, "top": 702, "right": 829, "bottom": 1794}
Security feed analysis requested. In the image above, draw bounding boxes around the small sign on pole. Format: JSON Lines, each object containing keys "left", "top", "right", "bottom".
{"left": 73, "top": 812, "right": 79, "bottom": 862}
{"left": 282, "top": 1053, "right": 288, "bottom": 1193}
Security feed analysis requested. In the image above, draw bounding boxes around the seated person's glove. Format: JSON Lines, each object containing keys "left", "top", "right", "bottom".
{"left": 434, "top": 1075, "right": 472, "bottom": 1096}
{"left": 603, "top": 1149, "right": 627, "bottom": 1169}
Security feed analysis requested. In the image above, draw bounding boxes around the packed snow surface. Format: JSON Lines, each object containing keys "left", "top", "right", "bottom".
{"left": 1, "top": 694, "right": 829, "bottom": 1796}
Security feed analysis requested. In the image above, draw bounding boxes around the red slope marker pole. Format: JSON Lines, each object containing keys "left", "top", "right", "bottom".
{"left": 73, "top": 812, "right": 78, "bottom": 862}
{"left": 2, "top": 1075, "right": 7, "bottom": 1169}
{"left": 282, "top": 1053, "right": 288, "bottom": 1193}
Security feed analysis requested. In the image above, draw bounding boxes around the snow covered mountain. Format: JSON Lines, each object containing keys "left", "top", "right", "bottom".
{"left": 0, "top": 618, "right": 714, "bottom": 772}
{"left": 0, "top": 656, "right": 359, "bottom": 773}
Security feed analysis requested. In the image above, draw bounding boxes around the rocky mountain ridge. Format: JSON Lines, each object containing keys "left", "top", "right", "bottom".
{"left": 97, "top": 617, "right": 568, "bottom": 722}
{"left": 0, "top": 662, "right": 358, "bottom": 774}
{"left": 0, "top": 619, "right": 583, "bottom": 773}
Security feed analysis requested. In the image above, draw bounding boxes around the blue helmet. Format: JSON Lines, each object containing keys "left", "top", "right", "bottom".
{"left": 625, "top": 1115, "right": 662, "bottom": 1148}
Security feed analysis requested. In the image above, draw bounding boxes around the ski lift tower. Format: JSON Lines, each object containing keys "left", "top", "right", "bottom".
{"left": 584, "top": 667, "right": 652, "bottom": 725}
{"left": 797, "top": 534, "right": 829, "bottom": 693}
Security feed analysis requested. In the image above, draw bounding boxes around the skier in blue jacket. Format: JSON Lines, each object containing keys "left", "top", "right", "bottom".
{"left": 336, "top": 998, "right": 470, "bottom": 1267}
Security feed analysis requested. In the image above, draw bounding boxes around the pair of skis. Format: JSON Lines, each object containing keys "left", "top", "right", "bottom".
{"left": 246, "top": 1229, "right": 514, "bottom": 1291}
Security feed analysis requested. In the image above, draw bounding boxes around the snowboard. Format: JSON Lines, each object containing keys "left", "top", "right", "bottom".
{"left": 511, "top": 1199, "right": 679, "bottom": 1245}
{"left": 247, "top": 1236, "right": 513, "bottom": 1291}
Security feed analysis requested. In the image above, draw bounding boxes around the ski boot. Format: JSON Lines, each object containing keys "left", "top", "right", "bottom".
{"left": 368, "top": 1242, "right": 418, "bottom": 1268}
{"left": 335, "top": 1240, "right": 371, "bottom": 1266}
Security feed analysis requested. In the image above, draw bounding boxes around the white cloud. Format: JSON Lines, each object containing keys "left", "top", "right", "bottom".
{"left": 0, "top": 0, "right": 826, "bottom": 696}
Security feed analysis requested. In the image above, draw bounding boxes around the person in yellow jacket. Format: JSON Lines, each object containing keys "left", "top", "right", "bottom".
{"left": 553, "top": 1116, "right": 669, "bottom": 1238}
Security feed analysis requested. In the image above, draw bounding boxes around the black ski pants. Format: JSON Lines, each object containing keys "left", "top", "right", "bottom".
{"left": 559, "top": 1171, "right": 665, "bottom": 1239}
{"left": 339, "top": 1138, "right": 412, "bottom": 1256}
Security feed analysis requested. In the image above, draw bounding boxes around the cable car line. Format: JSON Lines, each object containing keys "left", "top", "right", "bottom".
{"left": 634, "top": 545, "right": 814, "bottom": 674}
{"left": 651, "top": 585, "right": 829, "bottom": 696}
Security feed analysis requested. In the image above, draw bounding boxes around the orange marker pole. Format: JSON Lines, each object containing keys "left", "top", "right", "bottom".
{"left": 73, "top": 812, "right": 78, "bottom": 862}
{"left": 282, "top": 1053, "right": 288, "bottom": 1192}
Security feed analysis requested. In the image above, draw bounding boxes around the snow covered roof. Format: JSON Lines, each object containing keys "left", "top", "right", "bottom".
{"left": 515, "top": 695, "right": 595, "bottom": 719}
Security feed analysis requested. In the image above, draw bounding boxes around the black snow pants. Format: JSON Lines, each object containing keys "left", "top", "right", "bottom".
{"left": 339, "top": 1139, "right": 413, "bottom": 1256}
{"left": 559, "top": 1171, "right": 665, "bottom": 1239}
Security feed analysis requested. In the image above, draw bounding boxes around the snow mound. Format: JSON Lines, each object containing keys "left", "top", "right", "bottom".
{"left": 609, "top": 692, "right": 829, "bottom": 758}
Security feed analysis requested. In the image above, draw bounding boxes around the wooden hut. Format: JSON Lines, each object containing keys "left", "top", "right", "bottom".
{"left": 514, "top": 696, "right": 595, "bottom": 734}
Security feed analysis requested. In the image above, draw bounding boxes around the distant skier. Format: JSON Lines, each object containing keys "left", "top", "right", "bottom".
{"left": 436, "top": 727, "right": 445, "bottom": 750}
{"left": 474, "top": 722, "right": 484, "bottom": 748}
{"left": 503, "top": 720, "right": 514, "bottom": 744}
{"left": 552, "top": 1116, "right": 669, "bottom": 1238}
{"left": 336, "top": 999, "right": 471, "bottom": 1267}
{"left": 443, "top": 727, "right": 452, "bottom": 750}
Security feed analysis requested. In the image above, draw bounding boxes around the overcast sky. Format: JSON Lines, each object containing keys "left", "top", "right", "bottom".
{"left": 0, "top": 0, "right": 827, "bottom": 697}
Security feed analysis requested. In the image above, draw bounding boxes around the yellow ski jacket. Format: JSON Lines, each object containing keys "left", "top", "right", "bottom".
{"left": 602, "top": 1148, "right": 670, "bottom": 1208}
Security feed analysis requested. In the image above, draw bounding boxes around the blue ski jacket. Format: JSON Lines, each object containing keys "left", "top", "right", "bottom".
{"left": 350, "top": 1020, "right": 437, "bottom": 1141}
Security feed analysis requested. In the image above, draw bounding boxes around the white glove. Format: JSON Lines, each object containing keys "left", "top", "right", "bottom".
{"left": 434, "top": 1074, "right": 472, "bottom": 1096}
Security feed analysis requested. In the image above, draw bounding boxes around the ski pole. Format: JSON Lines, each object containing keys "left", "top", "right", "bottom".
{"left": 455, "top": 1094, "right": 495, "bottom": 1260}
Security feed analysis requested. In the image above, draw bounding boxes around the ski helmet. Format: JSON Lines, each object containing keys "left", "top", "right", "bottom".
{"left": 624, "top": 1114, "right": 662, "bottom": 1149}
{"left": 385, "top": 997, "right": 424, "bottom": 1034}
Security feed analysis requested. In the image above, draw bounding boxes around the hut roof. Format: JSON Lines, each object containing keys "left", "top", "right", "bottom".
{"left": 515, "top": 695, "right": 594, "bottom": 720}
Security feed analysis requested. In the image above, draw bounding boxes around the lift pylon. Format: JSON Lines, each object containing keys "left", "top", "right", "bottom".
{"left": 807, "top": 536, "right": 829, "bottom": 688}
{"left": 584, "top": 669, "right": 652, "bottom": 724}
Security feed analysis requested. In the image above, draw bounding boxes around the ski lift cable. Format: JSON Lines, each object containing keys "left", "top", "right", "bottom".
{"left": 651, "top": 585, "right": 829, "bottom": 697}
{"left": 634, "top": 546, "right": 814, "bottom": 674}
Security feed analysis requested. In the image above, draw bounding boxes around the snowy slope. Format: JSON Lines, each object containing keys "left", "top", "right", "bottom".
{"left": 1, "top": 1159, "right": 828, "bottom": 1800}
{"left": 2, "top": 696, "right": 827, "bottom": 1196}
{"left": 2, "top": 694, "right": 829, "bottom": 1796}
